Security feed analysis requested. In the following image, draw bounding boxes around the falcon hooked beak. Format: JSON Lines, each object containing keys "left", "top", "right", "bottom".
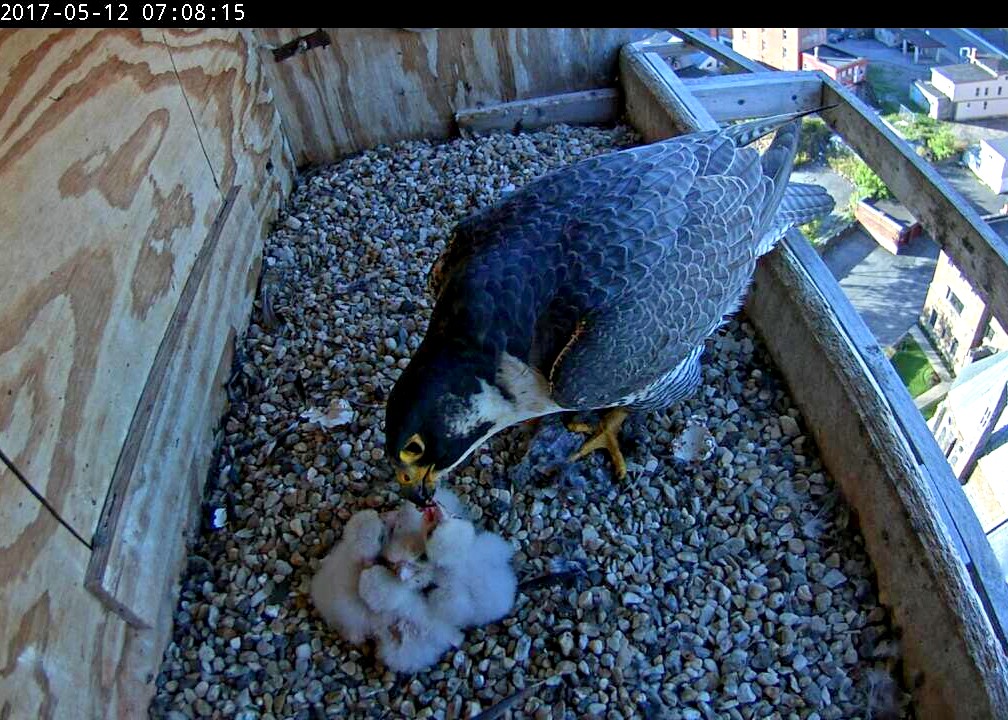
{"left": 394, "top": 433, "right": 440, "bottom": 502}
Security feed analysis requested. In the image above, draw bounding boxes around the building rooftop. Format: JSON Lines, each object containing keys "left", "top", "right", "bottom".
{"left": 913, "top": 79, "right": 945, "bottom": 101}
{"left": 803, "top": 44, "right": 863, "bottom": 69}
{"left": 934, "top": 63, "right": 997, "bottom": 84}
{"left": 980, "top": 137, "right": 1008, "bottom": 158}
{"left": 975, "top": 54, "right": 1008, "bottom": 74}
{"left": 900, "top": 29, "right": 946, "bottom": 49}
{"left": 864, "top": 197, "right": 918, "bottom": 227}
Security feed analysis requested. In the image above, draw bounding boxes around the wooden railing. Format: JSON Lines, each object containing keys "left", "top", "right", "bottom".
{"left": 626, "top": 27, "right": 1008, "bottom": 720}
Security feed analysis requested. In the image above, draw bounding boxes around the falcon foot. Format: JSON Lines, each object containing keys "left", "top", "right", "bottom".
{"left": 567, "top": 408, "right": 629, "bottom": 480}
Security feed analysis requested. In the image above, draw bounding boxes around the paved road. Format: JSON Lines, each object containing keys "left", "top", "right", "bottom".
{"left": 962, "top": 28, "right": 1008, "bottom": 57}
{"left": 821, "top": 228, "right": 940, "bottom": 348}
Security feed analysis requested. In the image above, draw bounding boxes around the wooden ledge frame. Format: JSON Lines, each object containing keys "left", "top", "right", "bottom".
{"left": 619, "top": 31, "right": 1008, "bottom": 720}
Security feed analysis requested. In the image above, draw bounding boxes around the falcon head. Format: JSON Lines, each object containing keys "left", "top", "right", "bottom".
{"left": 385, "top": 340, "right": 562, "bottom": 500}
{"left": 384, "top": 341, "right": 499, "bottom": 500}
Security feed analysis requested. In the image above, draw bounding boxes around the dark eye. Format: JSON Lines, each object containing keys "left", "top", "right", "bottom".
{"left": 419, "top": 551, "right": 428, "bottom": 562}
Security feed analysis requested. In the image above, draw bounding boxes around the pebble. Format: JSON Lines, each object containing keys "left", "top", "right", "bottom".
{"left": 149, "top": 124, "right": 910, "bottom": 720}
{"left": 737, "top": 682, "right": 758, "bottom": 704}
{"left": 780, "top": 414, "right": 801, "bottom": 437}
{"left": 822, "top": 569, "right": 847, "bottom": 588}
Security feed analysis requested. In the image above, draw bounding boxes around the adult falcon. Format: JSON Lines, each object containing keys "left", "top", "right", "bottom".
{"left": 385, "top": 110, "right": 833, "bottom": 499}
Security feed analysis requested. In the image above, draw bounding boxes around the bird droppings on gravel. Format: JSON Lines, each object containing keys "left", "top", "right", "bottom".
{"left": 150, "top": 124, "right": 911, "bottom": 720}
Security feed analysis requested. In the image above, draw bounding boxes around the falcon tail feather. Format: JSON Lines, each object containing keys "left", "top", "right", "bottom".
{"left": 721, "top": 105, "right": 838, "bottom": 148}
{"left": 777, "top": 182, "right": 836, "bottom": 226}
{"left": 755, "top": 182, "right": 836, "bottom": 256}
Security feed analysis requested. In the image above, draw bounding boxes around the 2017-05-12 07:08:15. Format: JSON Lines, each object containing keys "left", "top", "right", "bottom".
{"left": 0, "top": 2, "right": 245, "bottom": 21}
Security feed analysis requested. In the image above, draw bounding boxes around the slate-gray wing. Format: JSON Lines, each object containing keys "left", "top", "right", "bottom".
{"left": 426, "top": 124, "right": 794, "bottom": 413}
{"left": 547, "top": 137, "right": 773, "bottom": 410}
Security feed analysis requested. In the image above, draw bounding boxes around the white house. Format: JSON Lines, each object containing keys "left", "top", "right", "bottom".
{"left": 915, "top": 54, "right": 1008, "bottom": 120}
{"left": 965, "top": 137, "right": 1008, "bottom": 193}
{"left": 930, "top": 351, "right": 1008, "bottom": 531}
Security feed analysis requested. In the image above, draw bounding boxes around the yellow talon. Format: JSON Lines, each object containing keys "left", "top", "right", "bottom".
{"left": 567, "top": 408, "right": 630, "bottom": 480}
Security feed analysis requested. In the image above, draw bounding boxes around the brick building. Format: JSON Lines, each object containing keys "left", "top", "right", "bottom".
{"left": 732, "top": 28, "right": 826, "bottom": 71}
{"left": 920, "top": 217, "right": 1008, "bottom": 372}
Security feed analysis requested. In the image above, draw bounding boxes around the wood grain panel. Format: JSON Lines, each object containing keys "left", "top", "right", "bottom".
{"left": 455, "top": 88, "right": 622, "bottom": 134}
{"left": 0, "top": 29, "right": 223, "bottom": 539}
{"left": 0, "top": 475, "right": 158, "bottom": 719}
{"left": 254, "top": 27, "right": 657, "bottom": 165}
{"left": 159, "top": 29, "right": 294, "bottom": 227}
{"left": 87, "top": 186, "right": 263, "bottom": 629}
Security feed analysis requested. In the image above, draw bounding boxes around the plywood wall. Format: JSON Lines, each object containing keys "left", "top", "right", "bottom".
{"left": 0, "top": 26, "right": 647, "bottom": 717}
{"left": 255, "top": 27, "right": 656, "bottom": 165}
{"left": 0, "top": 28, "right": 293, "bottom": 717}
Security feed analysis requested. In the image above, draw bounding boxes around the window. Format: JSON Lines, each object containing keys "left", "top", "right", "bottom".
{"left": 984, "top": 321, "right": 996, "bottom": 343}
{"left": 782, "top": 47, "right": 788, "bottom": 57}
{"left": 937, "top": 423, "right": 953, "bottom": 452}
{"left": 948, "top": 440, "right": 962, "bottom": 467}
{"left": 742, "top": 30, "right": 748, "bottom": 40}
{"left": 985, "top": 87, "right": 989, "bottom": 96}
{"left": 999, "top": 86, "right": 1003, "bottom": 95}
{"left": 976, "top": 87, "right": 981, "bottom": 96}
{"left": 950, "top": 338, "right": 960, "bottom": 358}
{"left": 984, "top": 101, "right": 989, "bottom": 110}
{"left": 929, "top": 309, "right": 938, "bottom": 327}
{"left": 946, "top": 287, "right": 964, "bottom": 314}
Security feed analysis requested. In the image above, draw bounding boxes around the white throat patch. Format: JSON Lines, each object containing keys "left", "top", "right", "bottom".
{"left": 441, "top": 353, "right": 565, "bottom": 473}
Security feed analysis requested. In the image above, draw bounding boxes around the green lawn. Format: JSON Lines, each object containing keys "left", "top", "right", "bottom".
{"left": 889, "top": 336, "right": 940, "bottom": 398}
{"left": 867, "top": 65, "right": 911, "bottom": 115}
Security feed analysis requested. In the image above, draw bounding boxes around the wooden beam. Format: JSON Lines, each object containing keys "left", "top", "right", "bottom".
{"left": 747, "top": 237, "right": 1008, "bottom": 720}
{"left": 254, "top": 28, "right": 658, "bottom": 165}
{"left": 670, "top": 26, "right": 1008, "bottom": 343}
{"left": 620, "top": 46, "right": 710, "bottom": 139}
{"left": 455, "top": 88, "right": 621, "bottom": 135}
{"left": 818, "top": 78, "right": 1008, "bottom": 335}
{"left": 664, "top": 31, "right": 1008, "bottom": 648}
{"left": 86, "top": 185, "right": 243, "bottom": 628}
{"left": 629, "top": 31, "right": 701, "bottom": 60}
{"left": 681, "top": 71, "right": 824, "bottom": 121}
{"left": 620, "top": 41, "right": 1008, "bottom": 719}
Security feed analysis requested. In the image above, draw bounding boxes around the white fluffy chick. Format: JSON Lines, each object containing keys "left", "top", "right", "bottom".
{"left": 358, "top": 563, "right": 463, "bottom": 673}
{"left": 310, "top": 509, "right": 385, "bottom": 644}
{"left": 379, "top": 487, "right": 465, "bottom": 573}
{"left": 425, "top": 517, "right": 517, "bottom": 628}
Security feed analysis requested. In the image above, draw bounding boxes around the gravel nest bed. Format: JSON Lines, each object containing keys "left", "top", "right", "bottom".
{"left": 150, "top": 125, "right": 911, "bottom": 720}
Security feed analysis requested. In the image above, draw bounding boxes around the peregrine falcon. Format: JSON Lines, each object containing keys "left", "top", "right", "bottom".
{"left": 385, "top": 110, "right": 834, "bottom": 497}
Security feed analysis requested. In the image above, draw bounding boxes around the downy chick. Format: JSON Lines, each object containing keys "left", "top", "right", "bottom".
{"left": 310, "top": 509, "right": 385, "bottom": 644}
{"left": 425, "top": 517, "right": 517, "bottom": 628}
{"left": 379, "top": 487, "right": 464, "bottom": 578}
{"left": 358, "top": 562, "right": 463, "bottom": 673}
